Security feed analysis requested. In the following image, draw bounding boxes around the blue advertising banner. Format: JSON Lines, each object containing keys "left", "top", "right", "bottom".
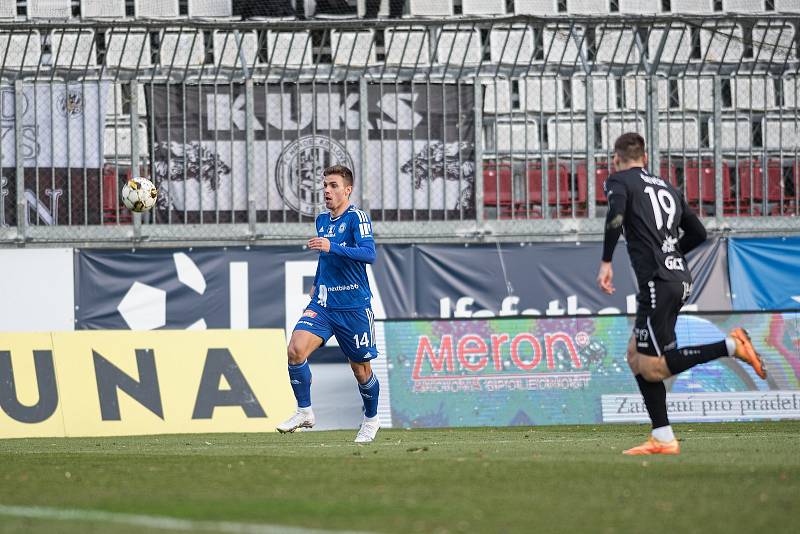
{"left": 379, "top": 312, "right": 800, "bottom": 427}
{"left": 728, "top": 237, "right": 800, "bottom": 311}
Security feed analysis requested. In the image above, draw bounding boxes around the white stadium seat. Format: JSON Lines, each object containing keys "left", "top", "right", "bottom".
{"left": 524, "top": 76, "right": 564, "bottom": 112}
{"left": 701, "top": 24, "right": 744, "bottom": 63}
{"left": 483, "top": 79, "right": 516, "bottom": 114}
{"left": 722, "top": 0, "right": 767, "bottom": 11}
{"left": 623, "top": 77, "right": 670, "bottom": 111}
{"left": 547, "top": 118, "right": 588, "bottom": 151}
{"left": 435, "top": 28, "right": 482, "bottom": 66}
{"left": 571, "top": 76, "right": 619, "bottom": 112}
{"left": 762, "top": 118, "right": 799, "bottom": 149}
{"left": 752, "top": 23, "right": 796, "bottom": 62}
{"left": 105, "top": 30, "right": 153, "bottom": 69}
{"left": 659, "top": 118, "right": 701, "bottom": 151}
{"left": 494, "top": 121, "right": 541, "bottom": 152}
{"left": 81, "top": 0, "right": 126, "bottom": 18}
{"left": 461, "top": 0, "right": 506, "bottom": 15}
{"left": 542, "top": 25, "right": 583, "bottom": 64}
{"left": 649, "top": 25, "right": 696, "bottom": 63}
{"left": 330, "top": 30, "right": 376, "bottom": 67}
{"left": 782, "top": 76, "right": 800, "bottom": 108}
{"left": 104, "top": 122, "right": 149, "bottom": 159}
{"left": 0, "top": 31, "right": 42, "bottom": 68}
{"left": 593, "top": 26, "right": 640, "bottom": 64}
{"left": 266, "top": 31, "right": 313, "bottom": 67}
{"left": 50, "top": 29, "right": 97, "bottom": 67}
{"left": 188, "top": 0, "right": 233, "bottom": 18}
{"left": 730, "top": 76, "right": 777, "bottom": 110}
{"left": 28, "top": 0, "right": 71, "bottom": 18}
{"left": 667, "top": 0, "right": 713, "bottom": 12}
{"left": 514, "top": 0, "right": 558, "bottom": 14}
{"left": 0, "top": 0, "right": 15, "bottom": 19}
{"left": 213, "top": 31, "right": 258, "bottom": 68}
{"left": 618, "top": 0, "right": 660, "bottom": 13}
{"left": 775, "top": 0, "right": 800, "bottom": 12}
{"left": 567, "top": 0, "right": 609, "bottom": 14}
{"left": 408, "top": 0, "right": 454, "bottom": 16}
{"left": 111, "top": 82, "right": 147, "bottom": 117}
{"left": 601, "top": 116, "right": 646, "bottom": 149}
{"left": 384, "top": 28, "right": 431, "bottom": 67}
{"left": 490, "top": 26, "right": 536, "bottom": 65}
{"left": 159, "top": 29, "right": 206, "bottom": 68}
{"left": 709, "top": 117, "right": 753, "bottom": 151}
{"left": 135, "top": 0, "right": 179, "bottom": 18}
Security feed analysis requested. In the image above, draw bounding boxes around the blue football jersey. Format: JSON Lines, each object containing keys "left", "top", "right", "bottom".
{"left": 312, "top": 205, "right": 375, "bottom": 310}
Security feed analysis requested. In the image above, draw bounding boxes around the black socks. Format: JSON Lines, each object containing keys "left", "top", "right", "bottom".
{"left": 664, "top": 341, "right": 728, "bottom": 375}
{"left": 635, "top": 374, "right": 669, "bottom": 429}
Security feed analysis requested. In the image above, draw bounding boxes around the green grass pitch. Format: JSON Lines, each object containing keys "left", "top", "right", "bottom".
{"left": 1, "top": 421, "right": 798, "bottom": 534}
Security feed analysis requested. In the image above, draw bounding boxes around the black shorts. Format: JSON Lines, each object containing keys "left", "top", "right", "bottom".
{"left": 634, "top": 280, "right": 692, "bottom": 356}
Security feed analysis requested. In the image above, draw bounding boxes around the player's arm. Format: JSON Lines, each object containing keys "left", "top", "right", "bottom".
{"left": 677, "top": 194, "right": 707, "bottom": 254}
{"left": 597, "top": 176, "right": 627, "bottom": 295}
{"left": 328, "top": 211, "right": 376, "bottom": 264}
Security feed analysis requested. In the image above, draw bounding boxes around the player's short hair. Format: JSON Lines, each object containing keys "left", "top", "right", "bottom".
{"left": 614, "top": 132, "right": 646, "bottom": 163}
{"left": 323, "top": 165, "right": 354, "bottom": 187}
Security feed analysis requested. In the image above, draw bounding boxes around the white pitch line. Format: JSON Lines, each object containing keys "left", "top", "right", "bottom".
{"left": 0, "top": 505, "right": 373, "bottom": 534}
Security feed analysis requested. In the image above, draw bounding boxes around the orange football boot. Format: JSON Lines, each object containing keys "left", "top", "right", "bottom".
{"left": 622, "top": 436, "right": 680, "bottom": 455}
{"left": 729, "top": 328, "right": 767, "bottom": 380}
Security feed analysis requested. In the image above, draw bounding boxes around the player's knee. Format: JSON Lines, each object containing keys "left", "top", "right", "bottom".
{"left": 287, "top": 342, "right": 306, "bottom": 365}
{"left": 350, "top": 364, "right": 371, "bottom": 384}
{"left": 639, "top": 362, "right": 668, "bottom": 382}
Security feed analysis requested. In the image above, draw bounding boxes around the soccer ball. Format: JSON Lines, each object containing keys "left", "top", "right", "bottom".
{"left": 121, "top": 177, "right": 158, "bottom": 212}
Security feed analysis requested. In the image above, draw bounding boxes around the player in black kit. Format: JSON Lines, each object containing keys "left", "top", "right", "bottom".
{"left": 597, "top": 133, "right": 766, "bottom": 455}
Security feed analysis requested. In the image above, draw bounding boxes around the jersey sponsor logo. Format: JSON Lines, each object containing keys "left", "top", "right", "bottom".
{"left": 327, "top": 283, "right": 359, "bottom": 292}
{"left": 302, "top": 310, "right": 317, "bottom": 318}
{"left": 661, "top": 236, "right": 678, "bottom": 253}
{"left": 665, "top": 255, "right": 685, "bottom": 271}
{"left": 275, "top": 135, "right": 354, "bottom": 217}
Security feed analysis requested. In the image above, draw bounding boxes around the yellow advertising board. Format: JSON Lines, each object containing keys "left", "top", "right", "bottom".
{"left": 1, "top": 330, "right": 294, "bottom": 438}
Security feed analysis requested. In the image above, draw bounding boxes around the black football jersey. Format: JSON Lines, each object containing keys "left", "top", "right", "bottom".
{"left": 604, "top": 167, "right": 694, "bottom": 286}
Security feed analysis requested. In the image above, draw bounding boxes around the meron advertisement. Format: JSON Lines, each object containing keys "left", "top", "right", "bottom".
{"left": 377, "top": 312, "right": 800, "bottom": 428}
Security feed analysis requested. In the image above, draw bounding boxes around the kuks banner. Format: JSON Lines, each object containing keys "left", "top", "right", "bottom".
{"left": 147, "top": 82, "right": 475, "bottom": 216}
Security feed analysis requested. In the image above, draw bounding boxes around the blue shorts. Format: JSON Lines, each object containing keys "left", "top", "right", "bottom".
{"left": 293, "top": 302, "right": 378, "bottom": 362}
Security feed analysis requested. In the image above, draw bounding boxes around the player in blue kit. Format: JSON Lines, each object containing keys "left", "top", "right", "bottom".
{"left": 277, "top": 165, "right": 381, "bottom": 443}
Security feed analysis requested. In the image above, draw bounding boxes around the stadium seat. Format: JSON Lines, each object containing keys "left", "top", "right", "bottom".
{"left": 513, "top": 0, "right": 557, "bottom": 15}
{"left": 493, "top": 121, "right": 541, "bottom": 152}
{"left": 330, "top": 30, "right": 376, "bottom": 66}
{"left": 679, "top": 77, "right": 715, "bottom": 111}
{"left": 618, "top": 0, "right": 660, "bottom": 13}
{"left": 461, "top": 0, "right": 506, "bottom": 15}
{"left": 483, "top": 79, "right": 517, "bottom": 114}
{"left": 761, "top": 118, "right": 799, "bottom": 150}
{"left": 266, "top": 30, "right": 313, "bottom": 68}
{"left": 0, "top": 0, "right": 14, "bottom": 19}
{"left": 659, "top": 118, "right": 702, "bottom": 151}
{"left": 158, "top": 29, "right": 206, "bottom": 68}
{"left": 622, "top": 76, "right": 670, "bottom": 111}
{"left": 213, "top": 30, "right": 258, "bottom": 68}
{"left": 50, "top": 30, "right": 97, "bottom": 68}
{"left": 384, "top": 27, "right": 431, "bottom": 67}
{"left": 601, "top": 116, "right": 646, "bottom": 150}
{"left": 135, "top": 0, "right": 179, "bottom": 18}
{"left": 102, "top": 166, "right": 132, "bottom": 224}
{"left": 683, "top": 159, "right": 732, "bottom": 207}
{"left": 546, "top": 118, "right": 588, "bottom": 152}
{"left": 542, "top": 25, "right": 583, "bottom": 65}
{"left": 775, "top": 0, "right": 800, "bottom": 12}
{"left": 525, "top": 161, "right": 570, "bottom": 209}
{"left": 435, "top": 27, "right": 482, "bottom": 67}
{"left": 730, "top": 76, "right": 777, "bottom": 110}
{"left": 104, "top": 121, "right": 149, "bottom": 159}
{"left": 722, "top": 0, "right": 768, "bottom": 11}
{"left": 111, "top": 82, "right": 148, "bottom": 118}
{"left": 752, "top": 23, "right": 796, "bottom": 62}
{"left": 571, "top": 76, "right": 619, "bottom": 112}
{"left": 188, "top": 0, "right": 233, "bottom": 18}
{"left": 408, "top": 0, "right": 454, "bottom": 16}
{"left": 566, "top": 0, "right": 609, "bottom": 13}
{"left": 738, "top": 159, "right": 785, "bottom": 204}
{"left": 648, "top": 24, "right": 697, "bottom": 64}
{"left": 710, "top": 117, "right": 754, "bottom": 151}
{"left": 701, "top": 24, "right": 744, "bottom": 63}
{"left": 593, "top": 26, "right": 640, "bottom": 64}
{"left": 781, "top": 76, "right": 800, "bottom": 108}
{"left": 0, "top": 31, "right": 42, "bottom": 68}
{"left": 524, "top": 76, "right": 563, "bottom": 112}
{"left": 81, "top": 0, "right": 126, "bottom": 18}
{"left": 668, "top": 0, "right": 714, "bottom": 12}
{"left": 489, "top": 26, "right": 536, "bottom": 65}
{"left": 28, "top": 0, "right": 71, "bottom": 18}
{"left": 575, "top": 160, "right": 677, "bottom": 206}
{"left": 104, "top": 30, "right": 153, "bottom": 69}
{"left": 483, "top": 162, "right": 514, "bottom": 218}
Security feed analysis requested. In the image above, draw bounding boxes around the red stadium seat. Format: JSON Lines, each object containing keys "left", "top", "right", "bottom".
{"left": 102, "top": 166, "right": 132, "bottom": 224}
{"left": 738, "top": 159, "right": 784, "bottom": 203}
{"left": 483, "top": 162, "right": 514, "bottom": 218}
{"left": 683, "top": 159, "right": 732, "bottom": 207}
{"left": 574, "top": 160, "right": 678, "bottom": 207}
{"left": 526, "top": 161, "right": 570, "bottom": 205}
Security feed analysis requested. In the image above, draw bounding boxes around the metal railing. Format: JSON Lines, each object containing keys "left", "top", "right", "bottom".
{"left": 0, "top": 14, "right": 799, "bottom": 246}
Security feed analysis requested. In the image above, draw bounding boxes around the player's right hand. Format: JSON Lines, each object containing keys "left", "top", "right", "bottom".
{"left": 597, "top": 261, "right": 615, "bottom": 295}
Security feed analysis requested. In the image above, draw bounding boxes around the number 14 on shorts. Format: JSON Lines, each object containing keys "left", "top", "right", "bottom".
{"left": 353, "top": 332, "right": 370, "bottom": 348}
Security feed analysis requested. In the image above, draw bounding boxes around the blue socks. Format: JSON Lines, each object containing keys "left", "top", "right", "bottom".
{"left": 358, "top": 373, "right": 380, "bottom": 418}
{"left": 288, "top": 361, "right": 312, "bottom": 408}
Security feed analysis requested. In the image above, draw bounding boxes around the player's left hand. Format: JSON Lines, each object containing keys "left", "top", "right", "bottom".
{"left": 308, "top": 237, "right": 331, "bottom": 253}
{"left": 597, "top": 261, "right": 615, "bottom": 295}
